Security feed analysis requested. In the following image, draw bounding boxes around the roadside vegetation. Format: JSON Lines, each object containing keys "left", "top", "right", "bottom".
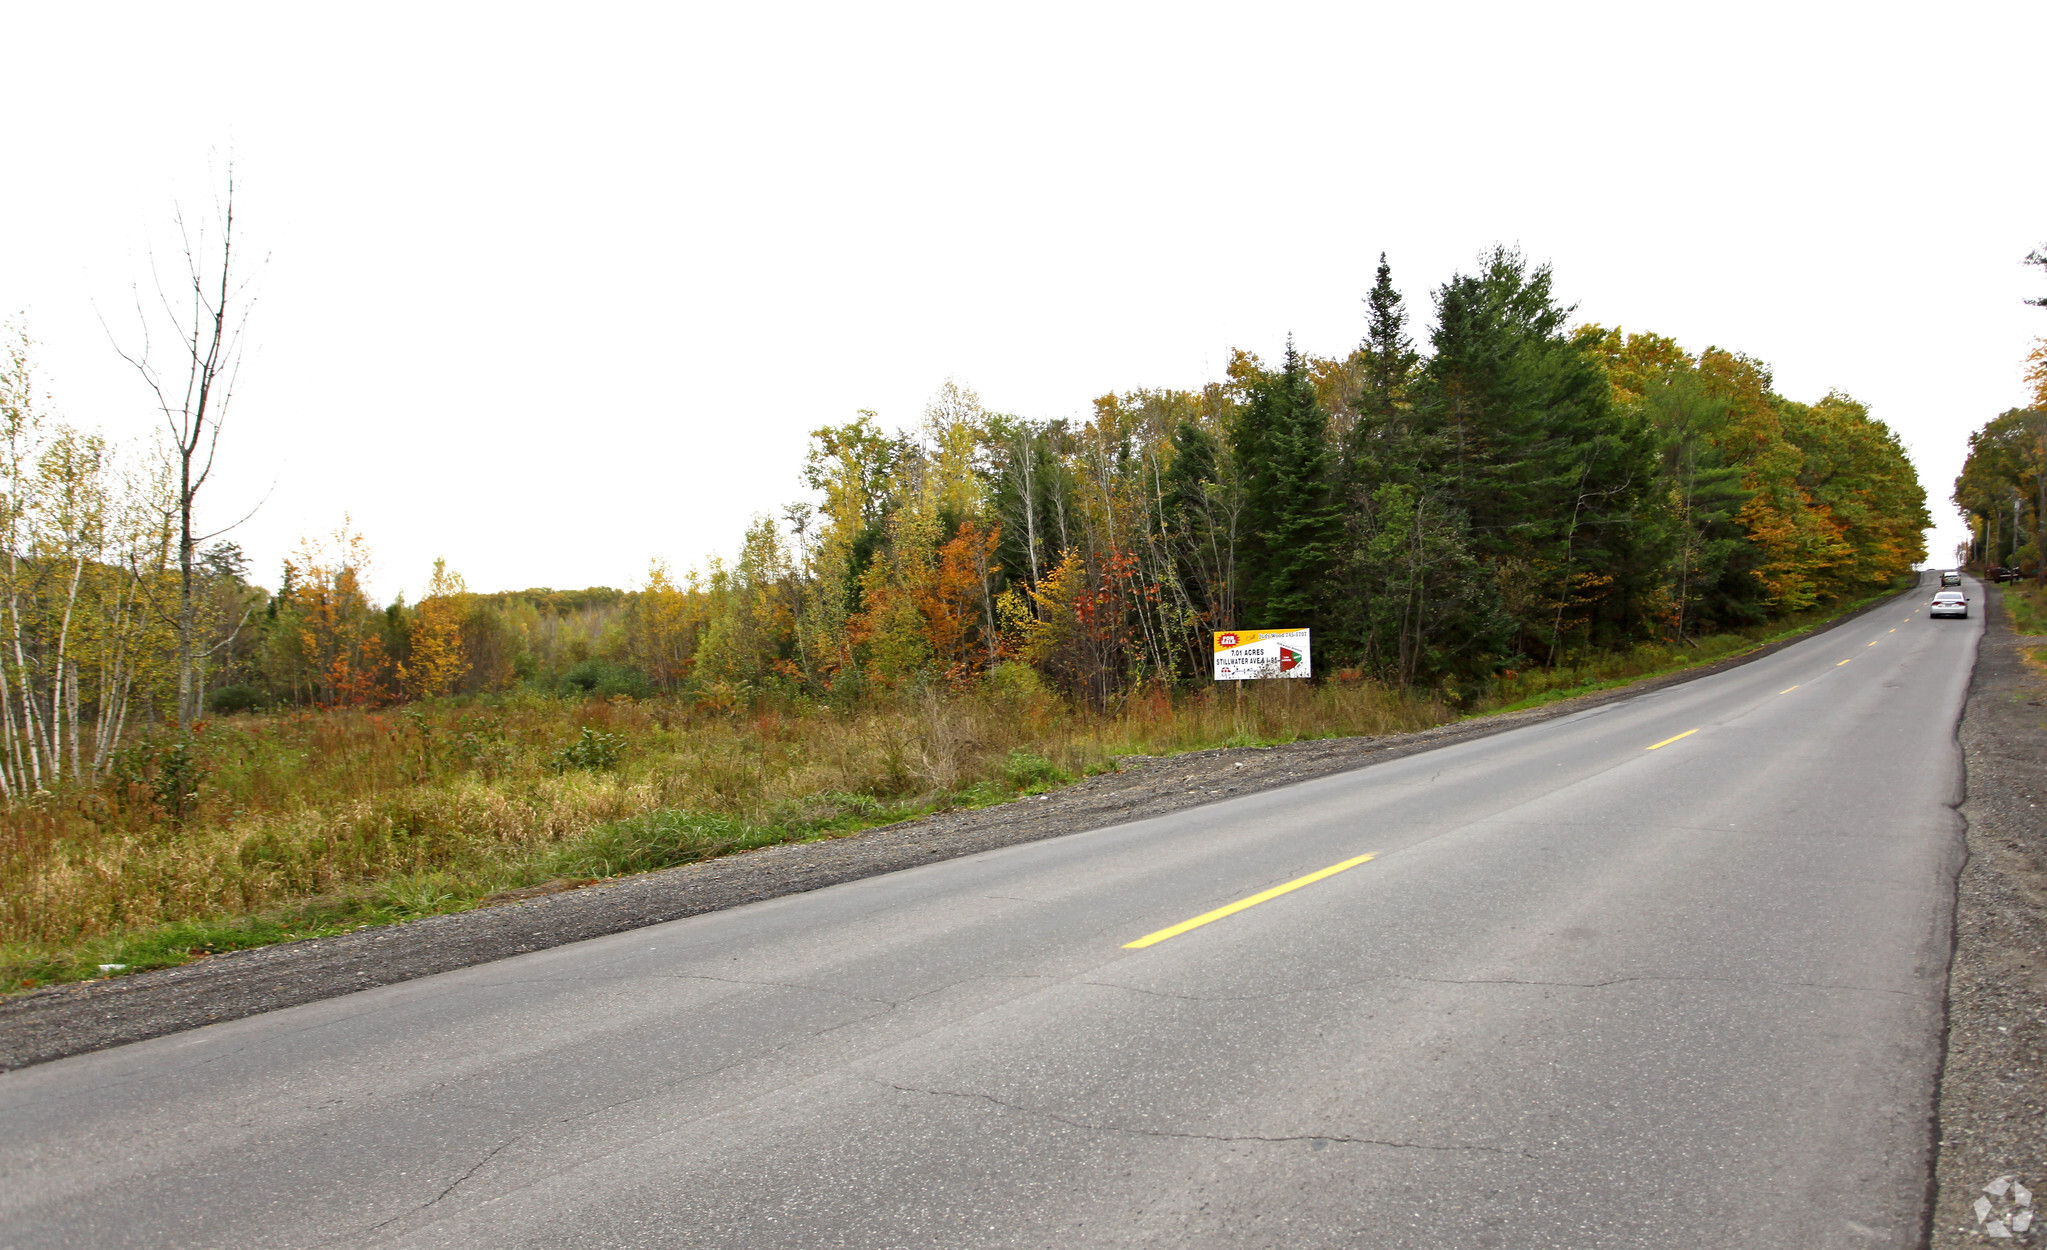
{"left": 2000, "top": 581, "right": 2047, "bottom": 636}
{"left": 2, "top": 246, "right": 1932, "bottom": 992}
{"left": 0, "top": 584, "right": 1910, "bottom": 992}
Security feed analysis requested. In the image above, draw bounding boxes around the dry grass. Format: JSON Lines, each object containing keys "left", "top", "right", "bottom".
{"left": 0, "top": 670, "right": 1447, "bottom": 979}
{"left": 1, "top": 582, "right": 1906, "bottom": 990}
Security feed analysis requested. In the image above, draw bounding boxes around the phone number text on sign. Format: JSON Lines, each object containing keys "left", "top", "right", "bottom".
{"left": 1212, "top": 628, "right": 1311, "bottom": 680}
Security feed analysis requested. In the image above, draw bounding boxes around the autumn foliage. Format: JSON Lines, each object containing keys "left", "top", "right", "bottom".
{"left": 0, "top": 250, "right": 1934, "bottom": 764}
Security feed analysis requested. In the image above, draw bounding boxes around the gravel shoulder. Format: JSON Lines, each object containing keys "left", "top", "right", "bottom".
{"left": 1931, "top": 584, "right": 2047, "bottom": 1246}
{"left": 0, "top": 591, "right": 1913, "bottom": 1073}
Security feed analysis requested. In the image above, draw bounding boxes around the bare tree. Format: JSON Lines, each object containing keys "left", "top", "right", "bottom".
{"left": 109, "top": 167, "right": 258, "bottom": 727}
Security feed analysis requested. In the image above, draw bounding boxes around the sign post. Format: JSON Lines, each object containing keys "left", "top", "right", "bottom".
{"left": 1212, "top": 628, "right": 1312, "bottom": 681}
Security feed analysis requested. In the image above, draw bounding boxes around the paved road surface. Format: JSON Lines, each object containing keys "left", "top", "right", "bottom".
{"left": 0, "top": 578, "right": 1977, "bottom": 1248}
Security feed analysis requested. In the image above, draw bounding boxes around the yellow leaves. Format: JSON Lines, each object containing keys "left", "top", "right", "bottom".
{"left": 1014, "top": 548, "right": 1083, "bottom": 671}
{"left": 922, "top": 379, "right": 987, "bottom": 527}
{"left": 1580, "top": 324, "right": 1687, "bottom": 409}
{"left": 283, "top": 518, "right": 390, "bottom": 706}
{"left": 422, "top": 558, "right": 466, "bottom": 602}
{"left": 625, "top": 558, "right": 695, "bottom": 689}
{"left": 2026, "top": 338, "right": 2047, "bottom": 410}
{"left": 399, "top": 559, "right": 470, "bottom": 701}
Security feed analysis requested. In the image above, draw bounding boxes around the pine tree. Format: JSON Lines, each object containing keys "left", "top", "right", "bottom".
{"left": 1357, "top": 253, "right": 1419, "bottom": 421}
{"left": 1412, "top": 248, "right": 1655, "bottom": 657}
{"left": 1232, "top": 339, "right": 1341, "bottom": 625}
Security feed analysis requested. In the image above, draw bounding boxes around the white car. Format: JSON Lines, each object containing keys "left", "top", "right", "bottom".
{"left": 1930, "top": 590, "right": 1968, "bottom": 619}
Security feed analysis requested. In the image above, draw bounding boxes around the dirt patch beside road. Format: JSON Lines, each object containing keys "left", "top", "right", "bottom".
{"left": 0, "top": 588, "right": 1910, "bottom": 1073}
{"left": 1932, "top": 586, "right": 2047, "bottom": 1245}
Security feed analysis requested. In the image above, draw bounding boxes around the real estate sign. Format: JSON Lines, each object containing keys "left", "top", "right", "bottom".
{"left": 1212, "top": 628, "right": 1311, "bottom": 681}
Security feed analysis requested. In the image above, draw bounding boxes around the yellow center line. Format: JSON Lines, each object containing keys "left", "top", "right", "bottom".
{"left": 1868, "top": 641, "right": 1878, "bottom": 647}
{"left": 1780, "top": 685, "right": 1799, "bottom": 694}
{"left": 1123, "top": 852, "right": 1377, "bottom": 949}
{"left": 1888, "top": 629, "right": 1896, "bottom": 633}
{"left": 1646, "top": 728, "right": 1698, "bottom": 750}
{"left": 1837, "top": 659, "right": 1852, "bottom": 666}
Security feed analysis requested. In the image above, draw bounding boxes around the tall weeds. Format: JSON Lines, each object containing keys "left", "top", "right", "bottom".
{"left": 1, "top": 582, "right": 1903, "bottom": 987}
{"left": 0, "top": 675, "right": 1447, "bottom": 958}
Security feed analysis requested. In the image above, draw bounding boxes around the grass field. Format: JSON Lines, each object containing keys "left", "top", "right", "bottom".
{"left": 0, "top": 581, "right": 1915, "bottom": 993}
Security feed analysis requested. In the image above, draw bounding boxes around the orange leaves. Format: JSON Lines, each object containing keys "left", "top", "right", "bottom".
{"left": 1070, "top": 548, "right": 1143, "bottom": 636}
{"left": 1017, "top": 547, "right": 1147, "bottom": 706}
{"left": 853, "top": 519, "right": 1002, "bottom": 686}
{"left": 283, "top": 518, "right": 393, "bottom": 707}
{"left": 328, "top": 635, "right": 392, "bottom": 708}
{"left": 916, "top": 521, "right": 999, "bottom": 676}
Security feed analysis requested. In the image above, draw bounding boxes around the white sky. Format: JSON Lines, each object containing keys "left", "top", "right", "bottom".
{"left": 3, "top": 2, "right": 2040, "bottom": 598}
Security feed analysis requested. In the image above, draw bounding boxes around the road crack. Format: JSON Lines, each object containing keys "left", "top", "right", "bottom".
{"left": 870, "top": 1078, "right": 1526, "bottom": 1157}
{"left": 364, "top": 1138, "right": 514, "bottom": 1234}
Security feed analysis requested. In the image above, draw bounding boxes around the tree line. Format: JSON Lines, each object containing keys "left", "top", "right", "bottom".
{"left": 0, "top": 246, "right": 1931, "bottom": 768}
{"left": 1954, "top": 242, "right": 2047, "bottom": 574}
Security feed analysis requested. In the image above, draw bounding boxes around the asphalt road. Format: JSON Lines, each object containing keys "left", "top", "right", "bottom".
{"left": 0, "top": 578, "right": 1978, "bottom": 1249}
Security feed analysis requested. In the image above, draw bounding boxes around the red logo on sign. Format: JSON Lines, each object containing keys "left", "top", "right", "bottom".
{"left": 1279, "top": 646, "right": 1299, "bottom": 671}
{"left": 1216, "top": 632, "right": 1239, "bottom": 647}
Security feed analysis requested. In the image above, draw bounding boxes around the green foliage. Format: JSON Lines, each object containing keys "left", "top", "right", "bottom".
{"left": 116, "top": 247, "right": 1923, "bottom": 717}
{"left": 549, "top": 810, "right": 766, "bottom": 878}
{"left": 2003, "top": 583, "right": 2047, "bottom": 635}
{"left": 561, "top": 659, "right": 651, "bottom": 699}
{"left": 1001, "top": 749, "right": 1071, "bottom": 791}
{"left": 111, "top": 731, "right": 208, "bottom": 823}
{"left": 1233, "top": 340, "right": 1342, "bottom": 626}
{"left": 207, "top": 684, "right": 267, "bottom": 715}
{"left": 553, "top": 726, "right": 625, "bottom": 772}
{"left": 377, "top": 869, "right": 460, "bottom": 914}
{"left": 1955, "top": 408, "right": 2047, "bottom": 575}
{"left": 0, "top": 247, "right": 1940, "bottom": 999}
{"left": 982, "top": 660, "right": 1051, "bottom": 701}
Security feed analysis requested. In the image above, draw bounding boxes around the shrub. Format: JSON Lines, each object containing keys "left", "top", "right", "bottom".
{"left": 1002, "top": 749, "right": 1070, "bottom": 792}
{"left": 983, "top": 661, "right": 1050, "bottom": 701}
{"left": 562, "top": 659, "right": 652, "bottom": 700}
{"left": 553, "top": 726, "right": 625, "bottom": 772}
{"left": 552, "top": 810, "right": 761, "bottom": 878}
{"left": 110, "top": 732, "right": 209, "bottom": 823}
{"left": 207, "top": 685, "right": 266, "bottom": 715}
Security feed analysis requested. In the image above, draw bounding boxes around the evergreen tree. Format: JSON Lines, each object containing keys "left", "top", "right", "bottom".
{"left": 1160, "top": 419, "right": 1240, "bottom": 630}
{"left": 1413, "top": 248, "right": 1655, "bottom": 658}
{"left": 1357, "top": 253, "right": 1420, "bottom": 421}
{"left": 1232, "top": 339, "right": 1342, "bottom": 625}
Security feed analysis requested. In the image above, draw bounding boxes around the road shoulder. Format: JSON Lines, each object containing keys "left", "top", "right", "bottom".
{"left": 1932, "top": 584, "right": 2047, "bottom": 1246}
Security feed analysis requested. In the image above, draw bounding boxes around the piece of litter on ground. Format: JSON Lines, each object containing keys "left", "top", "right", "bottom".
{"left": 2014, "top": 1182, "right": 2033, "bottom": 1207}
{"left": 97, "top": 964, "right": 125, "bottom": 972}
{"left": 1986, "top": 1219, "right": 2012, "bottom": 1238}
{"left": 2013, "top": 1210, "right": 2034, "bottom": 1233}
{"left": 1978, "top": 1197, "right": 1995, "bottom": 1221}
{"left": 1988, "top": 1177, "right": 2013, "bottom": 1198}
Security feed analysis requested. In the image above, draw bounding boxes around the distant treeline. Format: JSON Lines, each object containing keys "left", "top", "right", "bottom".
{"left": 1955, "top": 408, "right": 2047, "bottom": 574}
{"left": 5, "top": 247, "right": 1932, "bottom": 751}
{"left": 1953, "top": 275, "right": 2047, "bottom": 572}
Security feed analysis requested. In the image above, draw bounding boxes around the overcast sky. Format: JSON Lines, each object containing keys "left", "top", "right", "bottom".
{"left": 3, "top": 2, "right": 2041, "bottom": 599}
